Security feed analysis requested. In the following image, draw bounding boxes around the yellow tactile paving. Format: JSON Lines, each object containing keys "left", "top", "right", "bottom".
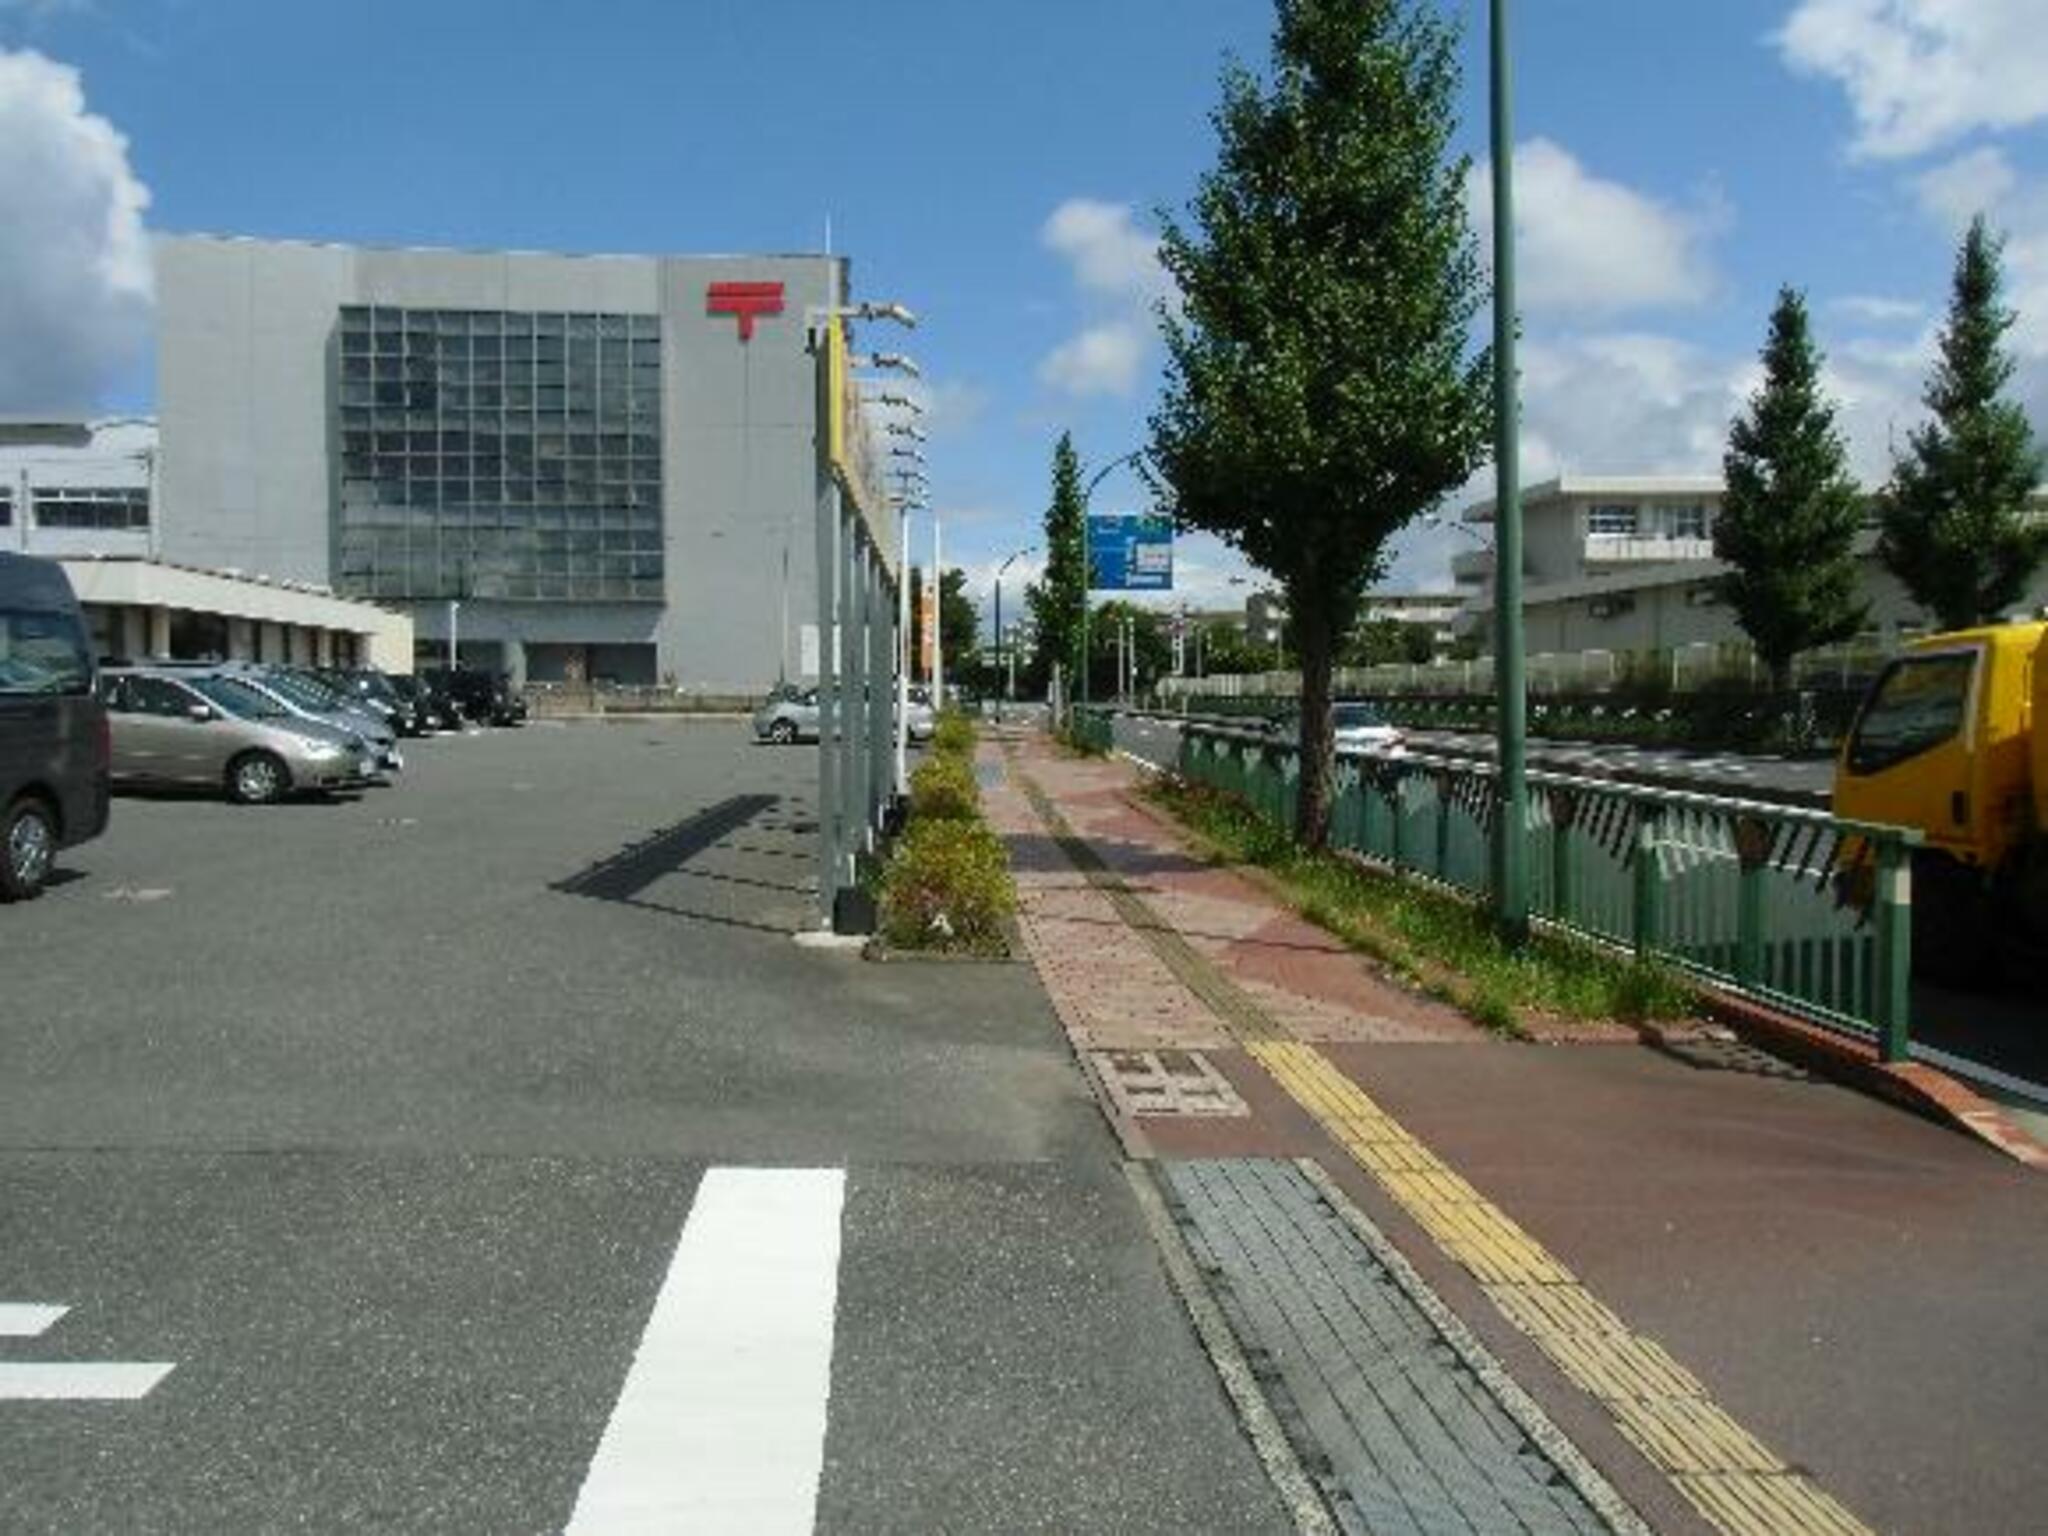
{"left": 1240, "top": 1036, "right": 1872, "bottom": 1536}
{"left": 1674, "top": 1471, "right": 1870, "bottom": 1536}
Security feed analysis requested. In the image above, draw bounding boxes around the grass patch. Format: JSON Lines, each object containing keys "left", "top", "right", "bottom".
{"left": 1149, "top": 776, "right": 1695, "bottom": 1033}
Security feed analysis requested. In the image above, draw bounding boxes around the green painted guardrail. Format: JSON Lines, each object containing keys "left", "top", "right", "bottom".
{"left": 1174, "top": 721, "right": 1920, "bottom": 1062}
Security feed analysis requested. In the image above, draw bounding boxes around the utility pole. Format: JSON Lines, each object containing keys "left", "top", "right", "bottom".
{"left": 1490, "top": 0, "right": 1530, "bottom": 944}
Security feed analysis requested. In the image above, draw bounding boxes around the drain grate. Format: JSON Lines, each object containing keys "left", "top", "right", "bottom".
{"left": 1089, "top": 1049, "right": 1249, "bottom": 1118}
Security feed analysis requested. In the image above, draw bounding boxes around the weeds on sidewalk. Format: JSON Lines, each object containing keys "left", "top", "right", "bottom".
{"left": 1149, "top": 777, "right": 1695, "bottom": 1034}
{"left": 877, "top": 712, "right": 1016, "bottom": 956}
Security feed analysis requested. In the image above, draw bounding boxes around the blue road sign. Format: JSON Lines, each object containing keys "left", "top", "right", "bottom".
{"left": 1087, "top": 512, "right": 1174, "bottom": 591}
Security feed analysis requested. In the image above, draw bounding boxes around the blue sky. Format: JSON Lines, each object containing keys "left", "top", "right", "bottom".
{"left": 3, "top": 0, "right": 2045, "bottom": 620}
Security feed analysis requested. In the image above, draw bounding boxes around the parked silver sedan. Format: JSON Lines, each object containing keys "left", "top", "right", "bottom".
{"left": 752, "top": 684, "right": 935, "bottom": 745}
{"left": 99, "top": 669, "right": 377, "bottom": 803}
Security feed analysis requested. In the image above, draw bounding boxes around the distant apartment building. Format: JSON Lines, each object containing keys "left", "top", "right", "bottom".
{"left": 1451, "top": 474, "right": 2048, "bottom": 655}
{"left": 1, "top": 416, "right": 408, "bottom": 669}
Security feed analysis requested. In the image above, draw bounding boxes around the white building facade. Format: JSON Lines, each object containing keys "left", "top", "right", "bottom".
{"left": 1452, "top": 474, "right": 2048, "bottom": 658}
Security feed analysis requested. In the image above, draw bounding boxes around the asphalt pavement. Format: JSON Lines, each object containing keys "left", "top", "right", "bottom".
{"left": 0, "top": 721, "right": 1288, "bottom": 1533}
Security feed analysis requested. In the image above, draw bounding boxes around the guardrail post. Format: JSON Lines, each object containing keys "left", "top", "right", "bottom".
{"left": 1632, "top": 808, "right": 1663, "bottom": 961}
{"left": 1389, "top": 770, "right": 1407, "bottom": 872}
{"left": 1546, "top": 788, "right": 1578, "bottom": 923}
{"left": 1873, "top": 838, "right": 1913, "bottom": 1064}
{"left": 1734, "top": 815, "right": 1772, "bottom": 987}
{"left": 1433, "top": 769, "right": 1452, "bottom": 879}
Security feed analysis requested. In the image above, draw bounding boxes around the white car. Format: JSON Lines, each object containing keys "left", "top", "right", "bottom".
{"left": 1331, "top": 702, "right": 1407, "bottom": 756}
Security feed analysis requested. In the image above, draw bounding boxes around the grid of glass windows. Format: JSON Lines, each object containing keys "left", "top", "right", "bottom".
{"left": 33, "top": 487, "right": 150, "bottom": 530}
{"left": 1585, "top": 503, "right": 1640, "bottom": 537}
{"left": 335, "top": 305, "right": 663, "bottom": 603}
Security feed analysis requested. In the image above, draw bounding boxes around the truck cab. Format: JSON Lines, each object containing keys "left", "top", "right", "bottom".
{"left": 1834, "top": 620, "right": 2047, "bottom": 971}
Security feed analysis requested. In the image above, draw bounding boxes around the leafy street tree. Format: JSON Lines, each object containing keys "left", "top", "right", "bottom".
{"left": 1713, "top": 287, "right": 1867, "bottom": 690}
{"left": 1025, "top": 433, "right": 1088, "bottom": 695}
{"left": 1341, "top": 616, "right": 1439, "bottom": 668}
{"left": 1878, "top": 216, "right": 2048, "bottom": 630}
{"left": 939, "top": 568, "right": 979, "bottom": 679}
{"left": 1194, "top": 619, "right": 1263, "bottom": 676}
{"left": 1148, "top": 0, "right": 1492, "bottom": 847}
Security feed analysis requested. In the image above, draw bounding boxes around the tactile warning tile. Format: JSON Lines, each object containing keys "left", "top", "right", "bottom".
{"left": 1089, "top": 1049, "right": 1250, "bottom": 1118}
{"left": 1161, "top": 1159, "right": 1613, "bottom": 1536}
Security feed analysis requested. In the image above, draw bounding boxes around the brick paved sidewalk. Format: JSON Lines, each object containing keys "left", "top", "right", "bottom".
{"left": 988, "top": 729, "right": 2048, "bottom": 1536}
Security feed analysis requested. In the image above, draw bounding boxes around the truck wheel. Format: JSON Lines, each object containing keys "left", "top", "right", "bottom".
{"left": 769, "top": 718, "right": 797, "bottom": 744}
{"left": 1912, "top": 850, "right": 1998, "bottom": 988}
{"left": 0, "top": 797, "right": 57, "bottom": 902}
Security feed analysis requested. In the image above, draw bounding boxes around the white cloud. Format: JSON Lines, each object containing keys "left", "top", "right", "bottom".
{"left": 1777, "top": 0, "right": 2048, "bottom": 160}
{"left": 1037, "top": 321, "right": 1146, "bottom": 398}
{"left": 1468, "top": 139, "right": 1722, "bottom": 317}
{"left": 1040, "top": 198, "right": 1170, "bottom": 305}
{"left": 1911, "top": 145, "right": 2020, "bottom": 229}
{"left": 0, "top": 47, "right": 151, "bottom": 411}
{"left": 1831, "top": 294, "right": 1928, "bottom": 324}
{"left": 1037, "top": 197, "right": 1170, "bottom": 399}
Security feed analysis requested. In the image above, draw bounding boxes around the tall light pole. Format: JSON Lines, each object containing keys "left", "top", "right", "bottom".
{"left": 994, "top": 544, "right": 1034, "bottom": 714}
{"left": 889, "top": 438, "right": 929, "bottom": 795}
{"left": 1490, "top": 0, "right": 1530, "bottom": 944}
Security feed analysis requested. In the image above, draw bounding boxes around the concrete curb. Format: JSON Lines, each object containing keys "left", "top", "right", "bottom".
{"left": 1684, "top": 994, "right": 2048, "bottom": 1171}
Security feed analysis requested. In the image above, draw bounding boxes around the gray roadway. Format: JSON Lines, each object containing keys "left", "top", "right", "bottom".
{"left": 0, "top": 721, "right": 1288, "bottom": 1533}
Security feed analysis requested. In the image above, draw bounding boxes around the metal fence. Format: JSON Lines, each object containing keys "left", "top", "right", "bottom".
{"left": 1172, "top": 721, "right": 1919, "bottom": 1059}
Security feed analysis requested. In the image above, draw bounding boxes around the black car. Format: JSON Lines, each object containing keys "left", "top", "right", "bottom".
{"left": 423, "top": 667, "right": 527, "bottom": 726}
{"left": 387, "top": 673, "right": 462, "bottom": 732}
{"left": 320, "top": 668, "right": 425, "bottom": 737}
{"left": 0, "top": 553, "right": 110, "bottom": 900}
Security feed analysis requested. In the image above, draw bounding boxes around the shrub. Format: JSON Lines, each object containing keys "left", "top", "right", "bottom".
{"left": 909, "top": 753, "right": 979, "bottom": 822}
{"left": 931, "top": 710, "right": 977, "bottom": 759}
{"left": 880, "top": 818, "right": 1015, "bottom": 953}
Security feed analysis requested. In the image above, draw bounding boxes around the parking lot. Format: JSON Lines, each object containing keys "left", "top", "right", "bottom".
{"left": 0, "top": 717, "right": 1278, "bottom": 1532}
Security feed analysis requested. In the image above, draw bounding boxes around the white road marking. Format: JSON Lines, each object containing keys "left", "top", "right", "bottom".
{"left": 0, "top": 1363, "right": 174, "bottom": 1400}
{"left": 567, "top": 1167, "right": 847, "bottom": 1536}
{"left": 0, "top": 1304, "right": 67, "bottom": 1337}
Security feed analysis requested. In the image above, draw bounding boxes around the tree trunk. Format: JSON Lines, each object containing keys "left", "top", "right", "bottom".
{"left": 1294, "top": 597, "right": 1336, "bottom": 850}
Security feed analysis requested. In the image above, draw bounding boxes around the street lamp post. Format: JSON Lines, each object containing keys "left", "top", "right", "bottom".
{"left": 994, "top": 544, "right": 1034, "bottom": 715}
{"left": 1490, "top": 0, "right": 1530, "bottom": 943}
{"left": 1078, "top": 449, "right": 1148, "bottom": 709}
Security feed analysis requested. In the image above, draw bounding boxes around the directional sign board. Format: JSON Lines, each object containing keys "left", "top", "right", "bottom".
{"left": 1087, "top": 512, "right": 1174, "bottom": 591}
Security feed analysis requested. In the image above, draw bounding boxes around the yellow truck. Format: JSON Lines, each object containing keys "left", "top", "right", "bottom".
{"left": 1833, "top": 619, "right": 2047, "bottom": 978}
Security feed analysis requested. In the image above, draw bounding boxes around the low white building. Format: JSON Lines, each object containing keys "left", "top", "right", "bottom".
{"left": 1452, "top": 474, "right": 2048, "bottom": 656}
{"left": 2, "top": 417, "right": 411, "bottom": 669}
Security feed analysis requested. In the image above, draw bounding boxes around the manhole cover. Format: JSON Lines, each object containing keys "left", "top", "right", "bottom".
{"left": 1089, "top": 1050, "right": 1249, "bottom": 1118}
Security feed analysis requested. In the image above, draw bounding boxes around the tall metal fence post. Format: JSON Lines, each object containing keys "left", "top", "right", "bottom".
{"left": 1547, "top": 788, "right": 1577, "bottom": 923}
{"left": 1632, "top": 809, "right": 1663, "bottom": 961}
{"left": 814, "top": 476, "right": 842, "bottom": 921}
{"left": 1873, "top": 839, "right": 1913, "bottom": 1064}
{"left": 1734, "top": 817, "right": 1770, "bottom": 987}
{"left": 839, "top": 503, "right": 862, "bottom": 877}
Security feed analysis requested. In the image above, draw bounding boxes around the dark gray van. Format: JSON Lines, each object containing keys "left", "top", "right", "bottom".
{"left": 0, "top": 553, "right": 109, "bottom": 899}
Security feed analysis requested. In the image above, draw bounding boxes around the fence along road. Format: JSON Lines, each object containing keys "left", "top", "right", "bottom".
{"left": 1113, "top": 712, "right": 2048, "bottom": 1121}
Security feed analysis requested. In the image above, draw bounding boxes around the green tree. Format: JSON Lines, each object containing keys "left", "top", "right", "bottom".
{"left": 1194, "top": 620, "right": 1262, "bottom": 676}
{"left": 1713, "top": 287, "right": 1868, "bottom": 690}
{"left": 1086, "top": 601, "right": 1172, "bottom": 697}
{"left": 1148, "top": 0, "right": 1491, "bottom": 847}
{"left": 1025, "top": 433, "right": 1088, "bottom": 694}
{"left": 1341, "top": 616, "right": 1439, "bottom": 667}
{"left": 939, "top": 568, "right": 979, "bottom": 683}
{"left": 1878, "top": 217, "right": 2048, "bottom": 629}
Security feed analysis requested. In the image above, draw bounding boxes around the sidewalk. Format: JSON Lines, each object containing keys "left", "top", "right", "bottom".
{"left": 988, "top": 729, "right": 2048, "bottom": 1536}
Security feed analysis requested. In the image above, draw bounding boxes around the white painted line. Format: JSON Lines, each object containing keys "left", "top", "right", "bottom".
{"left": 0, "top": 1304, "right": 67, "bottom": 1337}
{"left": 0, "top": 1362, "right": 174, "bottom": 1400}
{"left": 567, "top": 1167, "right": 847, "bottom": 1536}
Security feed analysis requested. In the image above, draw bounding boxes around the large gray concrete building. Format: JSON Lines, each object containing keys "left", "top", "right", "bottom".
{"left": 156, "top": 234, "right": 857, "bottom": 692}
